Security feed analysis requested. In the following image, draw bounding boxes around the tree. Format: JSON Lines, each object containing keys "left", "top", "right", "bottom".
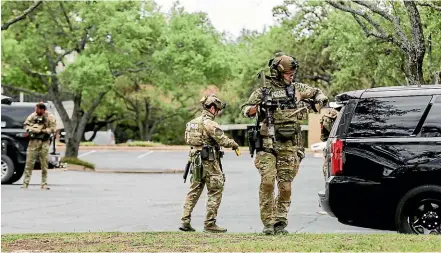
{"left": 325, "top": 0, "right": 441, "bottom": 86}
{"left": 1, "top": 1, "right": 166, "bottom": 157}
{"left": 1, "top": 1, "right": 42, "bottom": 30}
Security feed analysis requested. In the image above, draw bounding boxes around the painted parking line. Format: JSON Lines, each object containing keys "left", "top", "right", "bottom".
{"left": 137, "top": 151, "right": 154, "bottom": 159}
{"left": 77, "top": 150, "right": 97, "bottom": 158}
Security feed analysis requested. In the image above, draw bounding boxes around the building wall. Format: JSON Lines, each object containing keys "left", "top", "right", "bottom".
{"left": 307, "top": 109, "right": 330, "bottom": 147}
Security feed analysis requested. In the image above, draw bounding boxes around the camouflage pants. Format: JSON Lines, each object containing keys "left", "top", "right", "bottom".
{"left": 254, "top": 138, "right": 303, "bottom": 228}
{"left": 23, "top": 139, "right": 50, "bottom": 186}
{"left": 181, "top": 159, "right": 225, "bottom": 227}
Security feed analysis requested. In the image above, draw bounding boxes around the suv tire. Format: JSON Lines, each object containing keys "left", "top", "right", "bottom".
{"left": 395, "top": 185, "right": 441, "bottom": 234}
{"left": 1, "top": 155, "right": 15, "bottom": 184}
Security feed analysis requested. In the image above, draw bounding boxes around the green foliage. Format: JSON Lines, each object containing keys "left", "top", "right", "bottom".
{"left": 123, "top": 141, "right": 163, "bottom": 147}
{"left": 2, "top": 0, "right": 440, "bottom": 145}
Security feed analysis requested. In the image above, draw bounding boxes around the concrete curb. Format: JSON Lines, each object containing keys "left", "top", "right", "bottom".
{"left": 63, "top": 164, "right": 184, "bottom": 174}
{"left": 56, "top": 145, "right": 314, "bottom": 154}
{"left": 95, "top": 169, "right": 184, "bottom": 174}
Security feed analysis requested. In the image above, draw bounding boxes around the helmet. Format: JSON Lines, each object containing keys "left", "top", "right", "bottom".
{"left": 269, "top": 55, "right": 299, "bottom": 74}
{"left": 200, "top": 94, "right": 226, "bottom": 110}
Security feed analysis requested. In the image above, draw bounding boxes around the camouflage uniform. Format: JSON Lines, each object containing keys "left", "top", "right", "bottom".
{"left": 320, "top": 108, "right": 339, "bottom": 179}
{"left": 241, "top": 55, "right": 328, "bottom": 234}
{"left": 320, "top": 108, "right": 339, "bottom": 142}
{"left": 180, "top": 95, "right": 239, "bottom": 233}
{"left": 21, "top": 111, "right": 56, "bottom": 189}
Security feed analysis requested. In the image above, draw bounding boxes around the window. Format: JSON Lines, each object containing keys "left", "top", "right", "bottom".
{"left": 347, "top": 96, "right": 432, "bottom": 138}
{"left": 1, "top": 106, "right": 35, "bottom": 128}
{"left": 420, "top": 99, "right": 441, "bottom": 137}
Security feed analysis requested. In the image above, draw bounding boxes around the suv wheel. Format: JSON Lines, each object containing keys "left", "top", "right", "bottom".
{"left": 395, "top": 185, "right": 441, "bottom": 235}
{"left": 1, "top": 155, "right": 15, "bottom": 184}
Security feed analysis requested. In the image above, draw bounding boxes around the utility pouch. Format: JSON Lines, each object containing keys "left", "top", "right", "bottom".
{"left": 201, "top": 146, "right": 210, "bottom": 160}
{"left": 191, "top": 152, "right": 203, "bottom": 182}
{"left": 208, "top": 147, "right": 215, "bottom": 161}
{"left": 275, "top": 127, "right": 296, "bottom": 141}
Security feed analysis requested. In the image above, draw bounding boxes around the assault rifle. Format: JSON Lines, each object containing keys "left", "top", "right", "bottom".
{"left": 247, "top": 71, "right": 279, "bottom": 157}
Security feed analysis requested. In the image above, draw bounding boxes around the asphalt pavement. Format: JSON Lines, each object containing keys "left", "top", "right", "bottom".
{"left": 1, "top": 151, "right": 395, "bottom": 234}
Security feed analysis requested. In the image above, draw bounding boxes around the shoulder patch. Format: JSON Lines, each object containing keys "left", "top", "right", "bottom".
{"left": 214, "top": 127, "right": 224, "bottom": 136}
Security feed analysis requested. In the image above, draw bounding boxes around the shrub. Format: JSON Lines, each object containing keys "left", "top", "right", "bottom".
{"left": 60, "top": 157, "right": 95, "bottom": 170}
{"left": 80, "top": 142, "right": 97, "bottom": 146}
{"left": 122, "top": 141, "right": 164, "bottom": 147}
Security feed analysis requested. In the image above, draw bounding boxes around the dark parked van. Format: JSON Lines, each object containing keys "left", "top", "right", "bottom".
{"left": 319, "top": 85, "right": 441, "bottom": 235}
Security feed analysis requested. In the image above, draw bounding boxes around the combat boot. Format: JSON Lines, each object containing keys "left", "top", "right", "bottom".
{"left": 274, "top": 222, "right": 288, "bottom": 235}
{"left": 179, "top": 223, "right": 196, "bottom": 232}
{"left": 41, "top": 185, "right": 50, "bottom": 190}
{"left": 262, "top": 225, "right": 275, "bottom": 235}
{"left": 20, "top": 184, "right": 28, "bottom": 189}
{"left": 204, "top": 224, "right": 227, "bottom": 233}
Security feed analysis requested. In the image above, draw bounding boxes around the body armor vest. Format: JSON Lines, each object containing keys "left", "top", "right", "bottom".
{"left": 184, "top": 115, "right": 217, "bottom": 147}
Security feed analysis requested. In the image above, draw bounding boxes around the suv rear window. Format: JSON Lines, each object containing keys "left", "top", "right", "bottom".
{"left": 420, "top": 97, "right": 441, "bottom": 137}
{"left": 346, "top": 96, "right": 432, "bottom": 138}
{"left": 1, "top": 106, "right": 35, "bottom": 128}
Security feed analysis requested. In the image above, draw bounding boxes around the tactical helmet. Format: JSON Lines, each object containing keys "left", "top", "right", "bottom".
{"left": 200, "top": 94, "right": 226, "bottom": 110}
{"left": 270, "top": 55, "right": 299, "bottom": 74}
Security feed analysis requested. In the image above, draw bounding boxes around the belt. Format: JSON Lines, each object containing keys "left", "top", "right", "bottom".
{"left": 257, "top": 147, "right": 276, "bottom": 156}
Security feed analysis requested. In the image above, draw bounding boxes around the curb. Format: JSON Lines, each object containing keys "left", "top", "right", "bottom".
{"left": 95, "top": 168, "right": 184, "bottom": 174}
{"left": 63, "top": 165, "right": 184, "bottom": 174}
{"left": 56, "top": 146, "right": 314, "bottom": 154}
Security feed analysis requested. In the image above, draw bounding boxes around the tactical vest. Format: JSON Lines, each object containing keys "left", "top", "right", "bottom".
{"left": 260, "top": 82, "right": 303, "bottom": 142}
{"left": 29, "top": 115, "right": 50, "bottom": 140}
{"left": 184, "top": 116, "right": 217, "bottom": 147}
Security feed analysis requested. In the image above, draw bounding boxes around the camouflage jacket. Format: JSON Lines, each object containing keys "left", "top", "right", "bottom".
{"left": 241, "top": 75, "right": 328, "bottom": 134}
{"left": 24, "top": 111, "right": 57, "bottom": 135}
{"left": 185, "top": 110, "right": 237, "bottom": 149}
{"left": 320, "top": 108, "right": 339, "bottom": 142}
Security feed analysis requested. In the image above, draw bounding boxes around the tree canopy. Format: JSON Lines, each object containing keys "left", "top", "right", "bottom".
{"left": 2, "top": 0, "right": 440, "bottom": 155}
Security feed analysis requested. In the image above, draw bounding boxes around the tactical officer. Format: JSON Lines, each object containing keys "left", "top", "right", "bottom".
{"left": 320, "top": 103, "right": 342, "bottom": 180}
{"left": 241, "top": 54, "right": 328, "bottom": 235}
{"left": 319, "top": 104, "right": 342, "bottom": 142}
{"left": 180, "top": 94, "right": 239, "bottom": 233}
{"left": 21, "top": 103, "right": 56, "bottom": 189}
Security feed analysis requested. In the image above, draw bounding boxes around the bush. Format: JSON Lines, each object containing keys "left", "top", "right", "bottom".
{"left": 121, "top": 141, "right": 164, "bottom": 147}
{"left": 60, "top": 157, "right": 95, "bottom": 170}
{"left": 80, "top": 142, "right": 97, "bottom": 146}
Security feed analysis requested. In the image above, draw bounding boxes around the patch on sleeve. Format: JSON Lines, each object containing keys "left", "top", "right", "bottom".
{"left": 214, "top": 127, "right": 224, "bottom": 136}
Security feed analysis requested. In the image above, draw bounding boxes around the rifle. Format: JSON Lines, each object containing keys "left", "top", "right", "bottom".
{"left": 183, "top": 161, "right": 191, "bottom": 183}
{"left": 183, "top": 150, "right": 192, "bottom": 183}
{"left": 247, "top": 71, "right": 276, "bottom": 157}
{"left": 259, "top": 71, "right": 279, "bottom": 143}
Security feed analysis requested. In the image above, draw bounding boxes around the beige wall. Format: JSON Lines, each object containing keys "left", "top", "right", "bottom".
{"left": 307, "top": 109, "right": 330, "bottom": 146}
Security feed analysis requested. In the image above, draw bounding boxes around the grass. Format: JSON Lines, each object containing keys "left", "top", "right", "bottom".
{"left": 80, "top": 141, "right": 97, "bottom": 146}
{"left": 1, "top": 232, "right": 440, "bottom": 252}
{"left": 121, "top": 141, "right": 164, "bottom": 147}
{"left": 60, "top": 157, "right": 95, "bottom": 170}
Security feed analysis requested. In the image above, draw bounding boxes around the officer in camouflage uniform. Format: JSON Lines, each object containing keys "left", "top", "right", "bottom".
{"left": 241, "top": 54, "right": 328, "bottom": 235}
{"left": 21, "top": 103, "right": 56, "bottom": 190}
{"left": 320, "top": 107, "right": 340, "bottom": 142}
{"left": 180, "top": 94, "right": 239, "bottom": 233}
{"left": 320, "top": 104, "right": 342, "bottom": 179}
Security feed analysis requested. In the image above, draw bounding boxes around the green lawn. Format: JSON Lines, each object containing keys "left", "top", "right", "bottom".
{"left": 2, "top": 232, "right": 440, "bottom": 252}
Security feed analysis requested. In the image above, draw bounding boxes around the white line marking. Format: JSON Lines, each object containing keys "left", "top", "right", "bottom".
{"left": 137, "top": 151, "right": 154, "bottom": 159}
{"left": 78, "top": 150, "right": 96, "bottom": 158}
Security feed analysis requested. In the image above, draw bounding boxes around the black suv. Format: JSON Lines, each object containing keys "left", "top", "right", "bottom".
{"left": 319, "top": 85, "right": 441, "bottom": 235}
{"left": 1, "top": 102, "right": 60, "bottom": 184}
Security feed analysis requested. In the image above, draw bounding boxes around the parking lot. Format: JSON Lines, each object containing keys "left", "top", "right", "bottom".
{"left": 1, "top": 151, "right": 394, "bottom": 234}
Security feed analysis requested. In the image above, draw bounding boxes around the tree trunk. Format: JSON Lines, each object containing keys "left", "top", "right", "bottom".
{"left": 407, "top": 50, "right": 425, "bottom": 86}
{"left": 65, "top": 136, "right": 80, "bottom": 157}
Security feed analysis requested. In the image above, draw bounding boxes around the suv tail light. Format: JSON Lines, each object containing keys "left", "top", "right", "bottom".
{"left": 331, "top": 139, "right": 344, "bottom": 176}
